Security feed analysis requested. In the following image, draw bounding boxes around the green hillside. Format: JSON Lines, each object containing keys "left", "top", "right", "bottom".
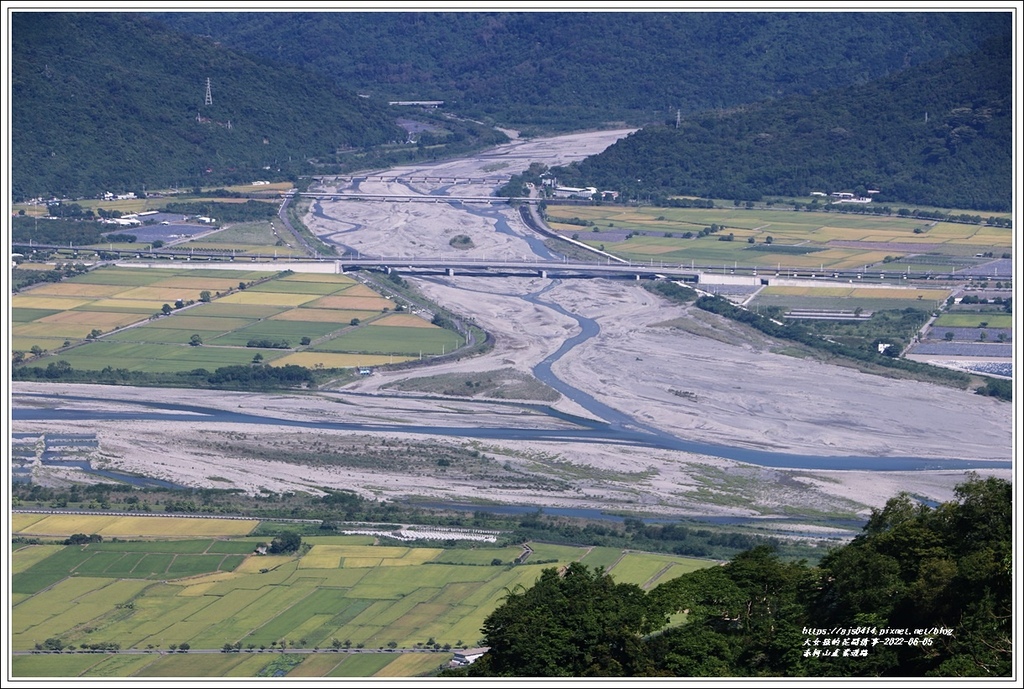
{"left": 153, "top": 12, "right": 1010, "bottom": 131}
{"left": 550, "top": 34, "right": 1012, "bottom": 211}
{"left": 10, "top": 13, "right": 405, "bottom": 200}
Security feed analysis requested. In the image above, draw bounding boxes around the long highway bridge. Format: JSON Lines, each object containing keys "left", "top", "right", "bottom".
{"left": 12, "top": 241, "right": 965, "bottom": 284}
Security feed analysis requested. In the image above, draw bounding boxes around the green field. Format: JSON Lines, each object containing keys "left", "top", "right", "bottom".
{"left": 315, "top": 325, "right": 463, "bottom": 356}
{"left": 11, "top": 536, "right": 714, "bottom": 677}
{"left": 934, "top": 313, "right": 1012, "bottom": 328}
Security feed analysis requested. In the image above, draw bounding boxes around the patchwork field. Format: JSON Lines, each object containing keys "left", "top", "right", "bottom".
{"left": 546, "top": 206, "right": 1012, "bottom": 271}
{"left": 13, "top": 267, "right": 465, "bottom": 372}
{"left": 10, "top": 533, "right": 714, "bottom": 677}
{"left": 748, "top": 284, "right": 953, "bottom": 312}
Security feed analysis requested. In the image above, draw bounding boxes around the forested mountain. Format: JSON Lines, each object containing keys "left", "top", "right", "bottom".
{"left": 551, "top": 34, "right": 1012, "bottom": 211}
{"left": 152, "top": 12, "right": 1010, "bottom": 132}
{"left": 453, "top": 476, "right": 1011, "bottom": 678}
{"left": 10, "top": 13, "right": 405, "bottom": 200}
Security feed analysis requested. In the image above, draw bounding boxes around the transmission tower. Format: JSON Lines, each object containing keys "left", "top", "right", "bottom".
{"left": 205, "top": 78, "right": 213, "bottom": 106}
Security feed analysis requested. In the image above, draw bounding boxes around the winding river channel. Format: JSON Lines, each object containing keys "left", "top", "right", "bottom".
{"left": 11, "top": 131, "right": 1010, "bottom": 515}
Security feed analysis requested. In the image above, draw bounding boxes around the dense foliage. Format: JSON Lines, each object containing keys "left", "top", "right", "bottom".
{"left": 159, "top": 200, "right": 278, "bottom": 222}
{"left": 153, "top": 12, "right": 1009, "bottom": 133}
{"left": 11, "top": 13, "right": 404, "bottom": 200}
{"left": 455, "top": 476, "right": 1011, "bottom": 677}
{"left": 552, "top": 34, "right": 1012, "bottom": 211}
{"left": 11, "top": 360, "right": 316, "bottom": 391}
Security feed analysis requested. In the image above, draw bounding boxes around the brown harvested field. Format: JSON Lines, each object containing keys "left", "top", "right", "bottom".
{"left": 23, "top": 283, "right": 127, "bottom": 298}
{"left": 269, "top": 308, "right": 379, "bottom": 323}
{"left": 36, "top": 311, "right": 145, "bottom": 328}
{"left": 306, "top": 295, "right": 393, "bottom": 310}
{"left": 373, "top": 313, "right": 435, "bottom": 328}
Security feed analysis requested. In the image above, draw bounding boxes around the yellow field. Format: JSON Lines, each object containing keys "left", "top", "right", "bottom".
{"left": 14, "top": 322, "right": 107, "bottom": 339}
{"left": 24, "top": 283, "right": 127, "bottom": 298}
{"left": 287, "top": 653, "right": 346, "bottom": 677}
{"left": 217, "top": 291, "right": 321, "bottom": 306}
{"left": 272, "top": 352, "right": 415, "bottom": 368}
{"left": 12, "top": 296, "right": 93, "bottom": 310}
{"left": 400, "top": 548, "right": 444, "bottom": 564}
{"left": 234, "top": 554, "right": 294, "bottom": 573}
{"left": 373, "top": 313, "right": 434, "bottom": 328}
{"left": 761, "top": 286, "right": 951, "bottom": 300}
{"left": 152, "top": 277, "right": 243, "bottom": 291}
{"left": 306, "top": 295, "right": 393, "bottom": 311}
{"left": 37, "top": 310, "right": 144, "bottom": 328}
{"left": 299, "top": 545, "right": 345, "bottom": 569}
{"left": 114, "top": 286, "right": 209, "bottom": 302}
{"left": 373, "top": 652, "right": 452, "bottom": 677}
{"left": 269, "top": 309, "right": 377, "bottom": 323}
{"left": 11, "top": 513, "right": 48, "bottom": 531}
{"left": 344, "top": 557, "right": 384, "bottom": 568}
{"left": 87, "top": 298, "right": 170, "bottom": 311}
{"left": 12, "top": 515, "right": 258, "bottom": 538}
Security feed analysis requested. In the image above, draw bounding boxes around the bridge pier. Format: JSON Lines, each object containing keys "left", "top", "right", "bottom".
{"left": 539, "top": 270, "right": 547, "bottom": 279}
{"left": 446, "top": 268, "right": 455, "bottom": 277}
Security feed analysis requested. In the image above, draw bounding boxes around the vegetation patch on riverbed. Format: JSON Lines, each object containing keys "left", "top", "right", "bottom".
{"left": 382, "top": 368, "right": 560, "bottom": 402}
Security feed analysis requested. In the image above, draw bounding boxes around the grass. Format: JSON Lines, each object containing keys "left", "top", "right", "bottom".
{"left": 381, "top": 368, "right": 560, "bottom": 401}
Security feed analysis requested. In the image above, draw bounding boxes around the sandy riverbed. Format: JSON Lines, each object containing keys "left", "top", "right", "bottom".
{"left": 10, "top": 129, "right": 1013, "bottom": 532}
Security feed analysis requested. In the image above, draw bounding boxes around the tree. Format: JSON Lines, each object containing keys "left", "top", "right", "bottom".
{"left": 199, "top": 290, "right": 212, "bottom": 302}
{"left": 269, "top": 532, "right": 302, "bottom": 554}
{"left": 470, "top": 563, "right": 667, "bottom": 677}
{"left": 161, "top": 303, "right": 172, "bottom": 315}
{"left": 252, "top": 353, "right": 264, "bottom": 364}
{"left": 189, "top": 334, "right": 203, "bottom": 347}
{"left": 350, "top": 318, "right": 361, "bottom": 326}
{"left": 944, "top": 331, "right": 955, "bottom": 341}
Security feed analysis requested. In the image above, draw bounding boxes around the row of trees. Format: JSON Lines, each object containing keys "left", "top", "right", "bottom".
{"left": 457, "top": 476, "right": 1010, "bottom": 677}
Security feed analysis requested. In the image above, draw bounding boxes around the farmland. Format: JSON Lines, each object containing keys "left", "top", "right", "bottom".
{"left": 9, "top": 530, "right": 714, "bottom": 678}
{"left": 748, "top": 285, "right": 953, "bottom": 313}
{"left": 12, "top": 267, "right": 463, "bottom": 374}
{"left": 545, "top": 205, "right": 1012, "bottom": 272}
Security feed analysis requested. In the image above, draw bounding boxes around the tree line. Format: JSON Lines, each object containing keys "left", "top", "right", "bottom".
{"left": 451, "top": 475, "right": 1010, "bottom": 677}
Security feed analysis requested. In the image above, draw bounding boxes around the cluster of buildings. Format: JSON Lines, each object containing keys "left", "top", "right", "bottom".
{"left": 810, "top": 189, "right": 881, "bottom": 204}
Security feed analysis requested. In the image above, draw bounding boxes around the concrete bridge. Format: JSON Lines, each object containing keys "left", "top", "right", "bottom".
{"left": 313, "top": 175, "right": 512, "bottom": 185}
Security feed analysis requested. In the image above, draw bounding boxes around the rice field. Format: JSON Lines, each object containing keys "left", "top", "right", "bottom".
{"left": 747, "top": 284, "right": 952, "bottom": 312}
{"left": 546, "top": 205, "right": 1011, "bottom": 270}
{"left": 12, "top": 515, "right": 258, "bottom": 538}
{"left": 10, "top": 533, "right": 718, "bottom": 674}
{"left": 934, "top": 313, "right": 1013, "bottom": 328}
{"left": 14, "top": 266, "right": 463, "bottom": 372}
